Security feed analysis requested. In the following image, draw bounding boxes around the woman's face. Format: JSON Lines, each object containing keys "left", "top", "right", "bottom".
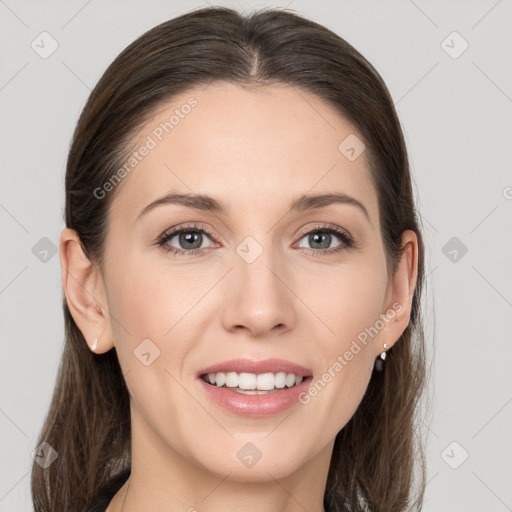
{"left": 89, "top": 82, "right": 414, "bottom": 482}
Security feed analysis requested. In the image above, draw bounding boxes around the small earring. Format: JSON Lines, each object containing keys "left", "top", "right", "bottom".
{"left": 91, "top": 338, "right": 98, "bottom": 352}
{"left": 374, "top": 343, "right": 387, "bottom": 372}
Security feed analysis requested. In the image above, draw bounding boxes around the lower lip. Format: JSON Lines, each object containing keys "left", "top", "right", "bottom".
{"left": 197, "top": 376, "right": 312, "bottom": 418}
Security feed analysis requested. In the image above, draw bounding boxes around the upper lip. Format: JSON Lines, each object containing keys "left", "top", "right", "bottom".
{"left": 197, "top": 358, "right": 313, "bottom": 378}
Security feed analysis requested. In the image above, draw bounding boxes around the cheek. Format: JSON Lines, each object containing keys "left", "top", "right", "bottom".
{"left": 104, "top": 250, "right": 212, "bottom": 392}
{"left": 303, "top": 259, "right": 388, "bottom": 350}
{"left": 105, "top": 249, "right": 199, "bottom": 341}
{"left": 296, "top": 261, "right": 386, "bottom": 427}
{"left": 103, "top": 254, "right": 201, "bottom": 432}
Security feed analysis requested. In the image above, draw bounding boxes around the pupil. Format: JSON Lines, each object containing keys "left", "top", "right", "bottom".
{"left": 310, "top": 232, "right": 331, "bottom": 249}
{"left": 180, "top": 231, "right": 202, "bottom": 249}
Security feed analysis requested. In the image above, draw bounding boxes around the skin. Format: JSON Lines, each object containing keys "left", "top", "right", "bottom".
{"left": 60, "top": 82, "right": 418, "bottom": 512}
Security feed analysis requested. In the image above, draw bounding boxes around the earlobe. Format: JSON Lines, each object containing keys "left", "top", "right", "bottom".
{"left": 378, "top": 229, "right": 419, "bottom": 355}
{"left": 59, "top": 228, "right": 115, "bottom": 354}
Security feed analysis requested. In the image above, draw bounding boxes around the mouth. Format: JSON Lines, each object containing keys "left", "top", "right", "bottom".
{"left": 196, "top": 358, "right": 313, "bottom": 404}
{"left": 196, "top": 359, "right": 313, "bottom": 417}
{"left": 200, "top": 371, "right": 311, "bottom": 395}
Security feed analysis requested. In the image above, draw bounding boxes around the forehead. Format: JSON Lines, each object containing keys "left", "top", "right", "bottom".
{"left": 109, "top": 82, "right": 378, "bottom": 224}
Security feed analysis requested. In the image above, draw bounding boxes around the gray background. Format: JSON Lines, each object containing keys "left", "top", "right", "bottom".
{"left": 1, "top": 0, "right": 511, "bottom": 510}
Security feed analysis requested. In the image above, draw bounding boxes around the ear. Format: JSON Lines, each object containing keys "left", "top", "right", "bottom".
{"left": 59, "top": 227, "right": 115, "bottom": 354}
{"left": 376, "top": 229, "right": 419, "bottom": 356}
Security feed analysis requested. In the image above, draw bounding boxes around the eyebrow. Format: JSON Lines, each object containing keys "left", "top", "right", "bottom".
{"left": 136, "top": 191, "right": 371, "bottom": 224}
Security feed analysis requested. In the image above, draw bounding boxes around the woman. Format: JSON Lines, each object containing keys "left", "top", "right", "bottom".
{"left": 31, "top": 6, "right": 427, "bottom": 512}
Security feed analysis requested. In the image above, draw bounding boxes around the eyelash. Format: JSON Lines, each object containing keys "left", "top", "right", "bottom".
{"left": 155, "top": 222, "right": 355, "bottom": 258}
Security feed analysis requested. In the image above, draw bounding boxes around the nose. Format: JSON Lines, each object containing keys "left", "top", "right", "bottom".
{"left": 221, "top": 243, "right": 296, "bottom": 338}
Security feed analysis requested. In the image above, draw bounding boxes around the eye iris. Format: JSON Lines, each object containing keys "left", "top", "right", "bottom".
{"left": 179, "top": 231, "right": 202, "bottom": 250}
{"left": 310, "top": 232, "right": 331, "bottom": 249}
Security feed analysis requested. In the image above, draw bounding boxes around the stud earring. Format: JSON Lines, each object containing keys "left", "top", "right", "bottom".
{"left": 374, "top": 343, "right": 387, "bottom": 372}
{"left": 91, "top": 338, "right": 98, "bottom": 352}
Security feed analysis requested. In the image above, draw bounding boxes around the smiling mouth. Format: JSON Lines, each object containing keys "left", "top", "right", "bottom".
{"left": 200, "top": 371, "right": 310, "bottom": 395}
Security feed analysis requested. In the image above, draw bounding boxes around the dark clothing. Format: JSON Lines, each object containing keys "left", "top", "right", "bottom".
{"left": 84, "top": 468, "right": 131, "bottom": 512}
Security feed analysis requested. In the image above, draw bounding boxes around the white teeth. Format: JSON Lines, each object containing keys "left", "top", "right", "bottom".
{"left": 233, "top": 388, "right": 276, "bottom": 395}
{"left": 274, "top": 372, "right": 287, "bottom": 388}
{"left": 256, "top": 373, "right": 275, "bottom": 390}
{"left": 285, "top": 373, "right": 296, "bottom": 387}
{"left": 238, "top": 372, "right": 257, "bottom": 390}
{"left": 225, "top": 372, "right": 238, "bottom": 388}
{"left": 203, "top": 371, "right": 306, "bottom": 391}
{"left": 215, "top": 372, "right": 226, "bottom": 387}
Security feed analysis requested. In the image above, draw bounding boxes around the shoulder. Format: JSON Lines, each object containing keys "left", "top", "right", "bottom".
{"left": 84, "top": 467, "right": 131, "bottom": 512}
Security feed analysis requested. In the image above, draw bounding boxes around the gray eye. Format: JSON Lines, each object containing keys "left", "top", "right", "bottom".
{"left": 167, "top": 230, "right": 212, "bottom": 250}
{"left": 298, "top": 231, "right": 342, "bottom": 250}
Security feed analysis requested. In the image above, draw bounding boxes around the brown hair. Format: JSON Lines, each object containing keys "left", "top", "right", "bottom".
{"left": 31, "top": 6, "right": 428, "bottom": 511}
